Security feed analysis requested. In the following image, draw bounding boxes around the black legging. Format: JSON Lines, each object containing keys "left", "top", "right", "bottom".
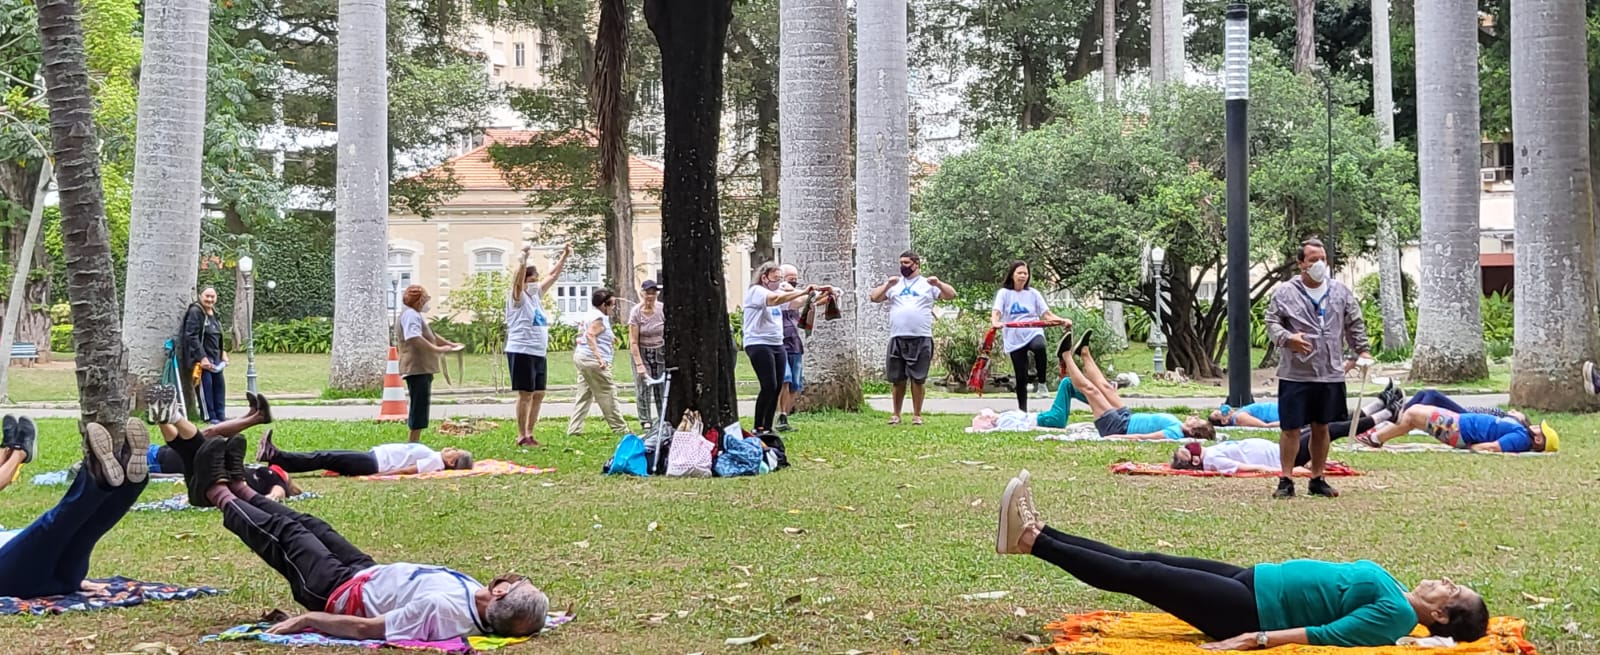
{"left": 221, "top": 494, "right": 376, "bottom": 611}
{"left": 745, "top": 344, "right": 787, "bottom": 431}
{"left": 1032, "top": 526, "right": 1260, "bottom": 640}
{"left": 1008, "top": 335, "right": 1048, "bottom": 412}
{"left": 1291, "top": 415, "right": 1375, "bottom": 467}
{"left": 267, "top": 449, "right": 381, "bottom": 476}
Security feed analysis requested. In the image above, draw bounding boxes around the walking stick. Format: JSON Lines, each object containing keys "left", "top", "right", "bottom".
{"left": 1347, "top": 362, "right": 1372, "bottom": 441}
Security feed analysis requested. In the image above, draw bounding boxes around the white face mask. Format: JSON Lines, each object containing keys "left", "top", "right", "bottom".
{"left": 1306, "top": 260, "right": 1329, "bottom": 283}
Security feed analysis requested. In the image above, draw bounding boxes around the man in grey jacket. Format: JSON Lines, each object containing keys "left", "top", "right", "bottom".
{"left": 1264, "top": 239, "right": 1372, "bottom": 499}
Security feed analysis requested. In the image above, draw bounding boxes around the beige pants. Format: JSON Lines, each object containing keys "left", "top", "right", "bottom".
{"left": 568, "top": 353, "right": 628, "bottom": 435}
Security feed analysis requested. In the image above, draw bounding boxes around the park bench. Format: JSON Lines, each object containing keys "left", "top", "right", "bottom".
{"left": 9, "top": 342, "right": 38, "bottom": 368}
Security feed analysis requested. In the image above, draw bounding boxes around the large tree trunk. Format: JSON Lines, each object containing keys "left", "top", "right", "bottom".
{"left": 329, "top": 0, "right": 392, "bottom": 391}
{"left": 602, "top": 172, "right": 637, "bottom": 304}
{"left": 645, "top": 0, "right": 739, "bottom": 429}
{"left": 1161, "top": 0, "right": 1183, "bottom": 81}
{"left": 1293, "top": 0, "right": 1315, "bottom": 73}
{"left": 1371, "top": 0, "right": 1410, "bottom": 352}
{"left": 1162, "top": 262, "right": 1221, "bottom": 378}
{"left": 781, "top": 0, "right": 861, "bottom": 411}
{"left": 854, "top": 0, "right": 908, "bottom": 382}
{"left": 1101, "top": 0, "right": 1116, "bottom": 101}
{"left": 0, "top": 160, "right": 53, "bottom": 402}
{"left": 594, "top": 0, "right": 638, "bottom": 304}
{"left": 1509, "top": 0, "right": 1600, "bottom": 412}
{"left": 1410, "top": 0, "right": 1487, "bottom": 382}
{"left": 122, "top": 0, "right": 209, "bottom": 404}
{"left": 1149, "top": 0, "right": 1165, "bottom": 85}
{"left": 37, "top": 0, "right": 131, "bottom": 431}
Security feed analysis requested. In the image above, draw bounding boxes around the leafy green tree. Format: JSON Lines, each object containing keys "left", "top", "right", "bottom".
{"left": 913, "top": 46, "right": 1419, "bottom": 377}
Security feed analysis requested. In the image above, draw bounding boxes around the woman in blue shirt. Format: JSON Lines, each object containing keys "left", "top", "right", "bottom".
{"left": 994, "top": 471, "right": 1489, "bottom": 650}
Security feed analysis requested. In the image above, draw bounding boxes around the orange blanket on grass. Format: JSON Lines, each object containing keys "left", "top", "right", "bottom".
{"left": 323, "top": 459, "right": 556, "bottom": 481}
{"left": 1029, "top": 611, "right": 1537, "bottom": 655}
{"left": 1110, "top": 461, "right": 1361, "bottom": 477}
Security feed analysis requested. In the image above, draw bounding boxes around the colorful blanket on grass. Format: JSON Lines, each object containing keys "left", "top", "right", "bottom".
{"left": 1110, "top": 461, "right": 1362, "bottom": 477}
{"left": 202, "top": 612, "right": 574, "bottom": 653}
{"left": 0, "top": 577, "right": 222, "bottom": 616}
{"left": 1337, "top": 442, "right": 1556, "bottom": 456}
{"left": 1030, "top": 611, "right": 1538, "bottom": 655}
{"left": 132, "top": 491, "right": 321, "bottom": 513}
{"left": 329, "top": 459, "right": 555, "bottom": 481}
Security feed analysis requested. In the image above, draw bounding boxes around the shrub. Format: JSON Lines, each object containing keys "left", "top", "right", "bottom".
{"left": 1355, "top": 271, "right": 1418, "bottom": 307}
{"left": 933, "top": 309, "right": 990, "bottom": 387}
{"left": 548, "top": 322, "right": 578, "bottom": 351}
{"left": 1361, "top": 299, "right": 1418, "bottom": 354}
{"left": 1486, "top": 339, "right": 1513, "bottom": 363}
{"left": 1125, "top": 308, "right": 1151, "bottom": 343}
{"left": 253, "top": 318, "right": 333, "bottom": 354}
{"left": 51, "top": 324, "right": 74, "bottom": 353}
{"left": 1480, "top": 291, "right": 1513, "bottom": 343}
{"left": 728, "top": 310, "right": 744, "bottom": 348}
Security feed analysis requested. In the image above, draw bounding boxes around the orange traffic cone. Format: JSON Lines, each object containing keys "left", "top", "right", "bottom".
{"left": 377, "top": 347, "right": 407, "bottom": 422}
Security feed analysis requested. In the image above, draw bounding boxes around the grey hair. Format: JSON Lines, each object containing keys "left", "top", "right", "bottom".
{"left": 448, "top": 451, "right": 475, "bottom": 471}
{"left": 485, "top": 584, "right": 550, "bottom": 636}
{"left": 779, "top": 264, "right": 799, "bottom": 277}
{"left": 752, "top": 261, "right": 781, "bottom": 285}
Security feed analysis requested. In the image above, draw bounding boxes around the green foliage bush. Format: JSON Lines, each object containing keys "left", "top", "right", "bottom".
{"left": 548, "top": 322, "right": 578, "bottom": 351}
{"left": 728, "top": 310, "right": 745, "bottom": 348}
{"left": 253, "top": 318, "right": 333, "bottom": 354}
{"left": 1480, "top": 291, "right": 1514, "bottom": 344}
{"left": 51, "top": 324, "right": 74, "bottom": 353}
{"left": 1355, "top": 271, "right": 1418, "bottom": 307}
{"left": 933, "top": 304, "right": 1120, "bottom": 389}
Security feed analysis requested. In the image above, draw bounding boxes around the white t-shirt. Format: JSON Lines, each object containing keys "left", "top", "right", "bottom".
{"left": 1203, "top": 438, "right": 1282, "bottom": 475}
{"left": 371, "top": 443, "right": 446, "bottom": 474}
{"left": 742, "top": 286, "right": 784, "bottom": 346}
{"left": 574, "top": 311, "right": 615, "bottom": 362}
{"left": 992, "top": 288, "right": 1049, "bottom": 353}
{"left": 352, "top": 563, "right": 486, "bottom": 641}
{"left": 888, "top": 277, "right": 939, "bottom": 338}
{"left": 504, "top": 288, "right": 549, "bottom": 357}
{"left": 400, "top": 308, "right": 426, "bottom": 342}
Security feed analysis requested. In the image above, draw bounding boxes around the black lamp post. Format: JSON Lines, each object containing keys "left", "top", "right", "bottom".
{"left": 1224, "top": 2, "right": 1253, "bottom": 407}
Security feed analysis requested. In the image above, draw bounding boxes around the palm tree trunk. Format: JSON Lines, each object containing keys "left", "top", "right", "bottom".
{"left": 854, "top": 0, "right": 908, "bottom": 382}
{"left": 1293, "top": 0, "right": 1315, "bottom": 73}
{"left": 1161, "top": 0, "right": 1183, "bottom": 81}
{"left": 594, "top": 0, "right": 638, "bottom": 304}
{"left": 782, "top": 0, "right": 861, "bottom": 410}
{"left": 37, "top": 0, "right": 131, "bottom": 430}
{"left": 1101, "top": 0, "right": 1116, "bottom": 101}
{"left": 1149, "top": 0, "right": 1165, "bottom": 85}
{"left": 329, "top": 0, "right": 392, "bottom": 392}
{"left": 122, "top": 0, "right": 209, "bottom": 404}
{"left": 1509, "top": 0, "right": 1600, "bottom": 411}
{"left": 1371, "top": 0, "right": 1410, "bottom": 352}
{"left": 644, "top": 0, "right": 740, "bottom": 429}
{"left": 1410, "top": 0, "right": 1487, "bottom": 382}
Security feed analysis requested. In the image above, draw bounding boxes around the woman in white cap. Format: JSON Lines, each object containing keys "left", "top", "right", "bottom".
{"left": 628, "top": 279, "right": 667, "bottom": 430}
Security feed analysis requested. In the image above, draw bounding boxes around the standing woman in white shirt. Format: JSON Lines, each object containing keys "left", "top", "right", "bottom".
{"left": 396, "top": 286, "right": 464, "bottom": 443}
{"left": 990, "top": 260, "right": 1070, "bottom": 412}
{"left": 505, "top": 243, "right": 571, "bottom": 447}
{"left": 743, "top": 263, "right": 817, "bottom": 434}
{"left": 567, "top": 289, "right": 629, "bottom": 436}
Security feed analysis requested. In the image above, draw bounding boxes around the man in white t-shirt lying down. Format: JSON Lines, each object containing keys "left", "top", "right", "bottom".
{"left": 256, "top": 431, "right": 472, "bottom": 477}
{"left": 189, "top": 435, "right": 549, "bottom": 641}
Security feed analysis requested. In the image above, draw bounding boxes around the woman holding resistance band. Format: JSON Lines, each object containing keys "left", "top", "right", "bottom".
{"left": 991, "top": 260, "right": 1069, "bottom": 412}
{"left": 743, "top": 263, "right": 823, "bottom": 433}
{"left": 994, "top": 470, "right": 1489, "bottom": 650}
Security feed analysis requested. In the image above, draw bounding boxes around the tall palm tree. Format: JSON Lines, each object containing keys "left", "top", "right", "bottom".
{"left": 1370, "top": 0, "right": 1409, "bottom": 352}
{"left": 1410, "top": 0, "right": 1487, "bottom": 382}
{"left": 36, "top": 0, "right": 131, "bottom": 430}
{"left": 854, "top": 0, "right": 909, "bottom": 378}
{"left": 780, "top": 0, "right": 860, "bottom": 410}
{"left": 122, "top": 0, "right": 210, "bottom": 400}
{"left": 1509, "top": 0, "right": 1600, "bottom": 411}
{"left": 1149, "top": 0, "right": 1164, "bottom": 84}
{"left": 1100, "top": 0, "right": 1127, "bottom": 349}
{"left": 644, "top": 0, "right": 740, "bottom": 428}
{"left": 1161, "top": 0, "right": 1183, "bottom": 81}
{"left": 329, "top": 0, "right": 392, "bottom": 392}
{"left": 1293, "top": 0, "right": 1315, "bottom": 73}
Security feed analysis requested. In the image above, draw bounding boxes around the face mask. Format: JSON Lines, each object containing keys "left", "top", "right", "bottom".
{"left": 422, "top": 301, "right": 432, "bottom": 312}
{"left": 1307, "top": 260, "right": 1329, "bottom": 283}
{"left": 899, "top": 265, "right": 915, "bottom": 278}
{"left": 763, "top": 278, "right": 781, "bottom": 290}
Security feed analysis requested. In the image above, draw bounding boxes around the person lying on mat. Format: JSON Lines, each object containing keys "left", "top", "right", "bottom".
{"left": 0, "top": 418, "right": 153, "bottom": 598}
{"left": 142, "top": 440, "right": 302, "bottom": 499}
{"left": 186, "top": 435, "right": 549, "bottom": 641}
{"left": 1210, "top": 379, "right": 1404, "bottom": 429}
{"left": 256, "top": 433, "right": 473, "bottom": 476}
{"left": 0, "top": 415, "right": 38, "bottom": 493}
{"left": 994, "top": 470, "right": 1490, "bottom": 650}
{"left": 1037, "top": 335, "right": 1213, "bottom": 441}
{"left": 1181, "top": 393, "right": 1405, "bottom": 474}
{"left": 1355, "top": 402, "right": 1557, "bottom": 453}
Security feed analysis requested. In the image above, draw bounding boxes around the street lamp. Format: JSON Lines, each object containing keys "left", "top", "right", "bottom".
{"left": 238, "top": 255, "right": 258, "bottom": 395}
{"left": 1223, "top": 2, "right": 1254, "bottom": 406}
{"left": 1150, "top": 246, "right": 1167, "bottom": 375}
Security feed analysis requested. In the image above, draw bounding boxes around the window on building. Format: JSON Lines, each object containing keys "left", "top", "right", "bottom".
{"left": 539, "top": 38, "right": 554, "bottom": 67}
{"left": 387, "top": 250, "right": 415, "bottom": 310}
{"left": 637, "top": 129, "right": 660, "bottom": 157}
{"left": 514, "top": 42, "right": 526, "bottom": 67}
{"left": 555, "top": 259, "right": 603, "bottom": 318}
{"left": 473, "top": 248, "right": 505, "bottom": 274}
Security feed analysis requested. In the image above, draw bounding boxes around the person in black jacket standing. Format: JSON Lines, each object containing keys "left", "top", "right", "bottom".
{"left": 183, "top": 287, "right": 230, "bottom": 424}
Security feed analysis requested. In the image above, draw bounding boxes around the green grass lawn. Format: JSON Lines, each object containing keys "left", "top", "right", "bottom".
{"left": 0, "top": 410, "right": 1591, "bottom": 653}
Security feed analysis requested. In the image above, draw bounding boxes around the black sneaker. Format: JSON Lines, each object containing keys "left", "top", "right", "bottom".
{"left": 256, "top": 429, "right": 278, "bottom": 464}
{"left": 14, "top": 416, "right": 36, "bottom": 465}
{"left": 225, "top": 435, "right": 248, "bottom": 482}
{"left": 1073, "top": 329, "right": 1095, "bottom": 357}
{"left": 1307, "top": 477, "right": 1340, "bottom": 498}
{"left": 775, "top": 414, "right": 794, "bottom": 433}
{"left": 1, "top": 415, "right": 16, "bottom": 452}
{"left": 1272, "top": 476, "right": 1295, "bottom": 499}
{"left": 249, "top": 392, "right": 274, "bottom": 424}
{"left": 187, "top": 437, "right": 230, "bottom": 508}
{"left": 83, "top": 422, "right": 124, "bottom": 490}
{"left": 123, "top": 419, "right": 150, "bottom": 484}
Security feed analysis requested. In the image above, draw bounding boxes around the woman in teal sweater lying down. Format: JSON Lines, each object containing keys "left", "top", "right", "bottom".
{"left": 994, "top": 470, "right": 1488, "bottom": 650}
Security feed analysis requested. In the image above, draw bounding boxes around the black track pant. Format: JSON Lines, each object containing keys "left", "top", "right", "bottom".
{"left": 745, "top": 344, "right": 786, "bottom": 431}
{"left": 221, "top": 495, "right": 376, "bottom": 611}
{"left": 268, "top": 450, "right": 381, "bottom": 477}
{"left": 1031, "top": 526, "right": 1260, "bottom": 640}
{"left": 1008, "top": 335, "right": 1048, "bottom": 412}
{"left": 1291, "top": 416, "right": 1375, "bottom": 467}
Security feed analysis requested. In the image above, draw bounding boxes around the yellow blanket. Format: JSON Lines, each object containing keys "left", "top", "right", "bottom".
{"left": 1031, "top": 611, "right": 1538, "bottom": 654}
{"left": 342, "top": 459, "right": 556, "bottom": 481}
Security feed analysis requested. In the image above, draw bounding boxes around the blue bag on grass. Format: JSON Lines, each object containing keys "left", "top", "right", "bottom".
{"left": 605, "top": 434, "right": 649, "bottom": 476}
{"left": 713, "top": 434, "right": 764, "bottom": 477}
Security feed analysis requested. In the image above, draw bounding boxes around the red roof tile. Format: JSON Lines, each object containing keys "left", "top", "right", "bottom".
{"left": 417, "top": 128, "right": 664, "bottom": 192}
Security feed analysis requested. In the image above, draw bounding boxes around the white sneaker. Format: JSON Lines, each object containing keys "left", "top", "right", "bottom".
{"left": 996, "top": 472, "right": 1038, "bottom": 555}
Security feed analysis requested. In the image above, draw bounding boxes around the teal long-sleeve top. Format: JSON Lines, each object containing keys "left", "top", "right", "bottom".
{"left": 1253, "top": 560, "right": 1419, "bottom": 647}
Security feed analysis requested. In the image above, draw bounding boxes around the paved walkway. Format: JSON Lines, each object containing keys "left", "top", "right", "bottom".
{"left": 0, "top": 393, "right": 1512, "bottom": 422}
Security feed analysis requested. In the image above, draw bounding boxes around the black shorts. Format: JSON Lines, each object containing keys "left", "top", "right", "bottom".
{"left": 1277, "top": 380, "right": 1348, "bottom": 431}
{"left": 1093, "top": 407, "right": 1132, "bottom": 437}
{"left": 507, "top": 352, "right": 548, "bottom": 392}
{"left": 886, "top": 336, "right": 934, "bottom": 384}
